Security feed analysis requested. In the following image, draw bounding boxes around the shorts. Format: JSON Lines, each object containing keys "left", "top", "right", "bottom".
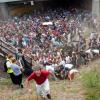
{"left": 36, "top": 79, "right": 50, "bottom": 98}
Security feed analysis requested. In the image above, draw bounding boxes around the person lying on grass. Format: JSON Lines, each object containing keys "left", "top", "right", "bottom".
{"left": 25, "top": 63, "right": 57, "bottom": 100}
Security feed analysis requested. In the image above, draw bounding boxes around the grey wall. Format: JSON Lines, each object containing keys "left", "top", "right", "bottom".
{"left": 0, "top": 3, "right": 10, "bottom": 20}
{"left": 0, "top": 0, "right": 20, "bottom": 3}
{"left": 92, "top": 0, "right": 100, "bottom": 19}
{"left": 0, "top": 0, "right": 49, "bottom": 3}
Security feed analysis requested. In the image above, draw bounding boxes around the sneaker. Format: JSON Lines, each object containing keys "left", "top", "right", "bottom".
{"left": 47, "top": 94, "right": 51, "bottom": 99}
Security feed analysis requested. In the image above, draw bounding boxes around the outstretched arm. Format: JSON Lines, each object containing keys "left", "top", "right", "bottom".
{"left": 18, "top": 60, "right": 24, "bottom": 71}
{"left": 25, "top": 72, "right": 34, "bottom": 89}
{"left": 25, "top": 79, "right": 32, "bottom": 93}
{"left": 49, "top": 71, "right": 58, "bottom": 81}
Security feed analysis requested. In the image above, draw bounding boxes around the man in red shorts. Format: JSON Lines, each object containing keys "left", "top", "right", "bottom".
{"left": 25, "top": 64, "right": 57, "bottom": 100}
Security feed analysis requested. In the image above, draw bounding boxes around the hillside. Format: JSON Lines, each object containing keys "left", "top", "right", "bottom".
{"left": 0, "top": 58, "right": 100, "bottom": 100}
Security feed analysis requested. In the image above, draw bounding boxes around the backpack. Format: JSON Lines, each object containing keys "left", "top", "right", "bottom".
{"left": 3, "top": 60, "right": 8, "bottom": 72}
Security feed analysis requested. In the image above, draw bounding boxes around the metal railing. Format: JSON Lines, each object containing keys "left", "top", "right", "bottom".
{"left": 0, "top": 38, "right": 32, "bottom": 63}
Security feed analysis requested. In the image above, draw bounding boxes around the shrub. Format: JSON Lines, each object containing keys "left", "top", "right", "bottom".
{"left": 81, "top": 68, "right": 100, "bottom": 100}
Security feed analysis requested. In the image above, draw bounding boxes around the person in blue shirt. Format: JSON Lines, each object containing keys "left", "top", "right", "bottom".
{"left": 10, "top": 58, "right": 24, "bottom": 88}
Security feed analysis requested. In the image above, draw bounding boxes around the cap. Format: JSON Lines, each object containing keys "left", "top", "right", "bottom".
{"left": 33, "top": 63, "right": 44, "bottom": 71}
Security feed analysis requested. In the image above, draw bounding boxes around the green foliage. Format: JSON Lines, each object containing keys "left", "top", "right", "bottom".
{"left": 81, "top": 69, "right": 100, "bottom": 100}
{"left": 82, "top": 70, "right": 100, "bottom": 88}
{"left": 85, "top": 89, "right": 100, "bottom": 100}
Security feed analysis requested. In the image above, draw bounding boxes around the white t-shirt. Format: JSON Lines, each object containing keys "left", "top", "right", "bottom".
{"left": 59, "top": 60, "right": 66, "bottom": 66}
{"left": 46, "top": 65, "right": 54, "bottom": 72}
{"left": 6, "top": 61, "right": 12, "bottom": 68}
{"left": 65, "top": 56, "right": 71, "bottom": 64}
{"left": 65, "top": 64, "right": 73, "bottom": 69}
{"left": 92, "top": 49, "right": 99, "bottom": 54}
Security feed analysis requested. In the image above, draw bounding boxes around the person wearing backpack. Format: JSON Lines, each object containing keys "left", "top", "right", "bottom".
{"left": 3, "top": 59, "right": 9, "bottom": 72}
{"left": 4, "top": 54, "right": 13, "bottom": 73}
{"left": 4, "top": 54, "right": 15, "bottom": 84}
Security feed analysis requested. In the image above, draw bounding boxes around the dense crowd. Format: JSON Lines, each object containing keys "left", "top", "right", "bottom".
{"left": 0, "top": 9, "right": 99, "bottom": 63}
{"left": 1, "top": 7, "right": 100, "bottom": 100}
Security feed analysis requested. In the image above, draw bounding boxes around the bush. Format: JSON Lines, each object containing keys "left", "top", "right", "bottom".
{"left": 85, "top": 89, "right": 100, "bottom": 100}
{"left": 81, "top": 68, "right": 100, "bottom": 100}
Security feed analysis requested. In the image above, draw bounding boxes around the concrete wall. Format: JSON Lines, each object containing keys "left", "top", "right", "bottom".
{"left": 0, "top": 0, "right": 20, "bottom": 3}
{"left": 0, "top": 3, "right": 10, "bottom": 20}
{"left": 8, "top": 2, "right": 44, "bottom": 16}
{"left": 92, "top": 0, "right": 100, "bottom": 19}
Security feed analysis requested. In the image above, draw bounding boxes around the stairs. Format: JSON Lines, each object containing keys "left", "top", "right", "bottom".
{"left": 0, "top": 38, "right": 31, "bottom": 63}
{"left": 0, "top": 38, "right": 16, "bottom": 56}
{"left": 0, "top": 38, "right": 33, "bottom": 76}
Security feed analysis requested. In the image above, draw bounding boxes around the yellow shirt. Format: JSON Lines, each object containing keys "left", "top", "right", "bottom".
{"left": 6, "top": 59, "right": 13, "bottom": 74}
{"left": 7, "top": 68, "right": 13, "bottom": 74}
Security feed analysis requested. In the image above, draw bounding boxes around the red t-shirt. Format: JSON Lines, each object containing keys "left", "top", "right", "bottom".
{"left": 27, "top": 70, "right": 50, "bottom": 85}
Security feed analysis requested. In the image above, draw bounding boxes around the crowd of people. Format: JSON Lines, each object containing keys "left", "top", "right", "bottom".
{"left": 1, "top": 8, "right": 100, "bottom": 100}
{"left": 0, "top": 8, "right": 99, "bottom": 66}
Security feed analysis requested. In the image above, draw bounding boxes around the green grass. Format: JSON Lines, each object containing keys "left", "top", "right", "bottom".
{"left": 81, "top": 68, "right": 100, "bottom": 100}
